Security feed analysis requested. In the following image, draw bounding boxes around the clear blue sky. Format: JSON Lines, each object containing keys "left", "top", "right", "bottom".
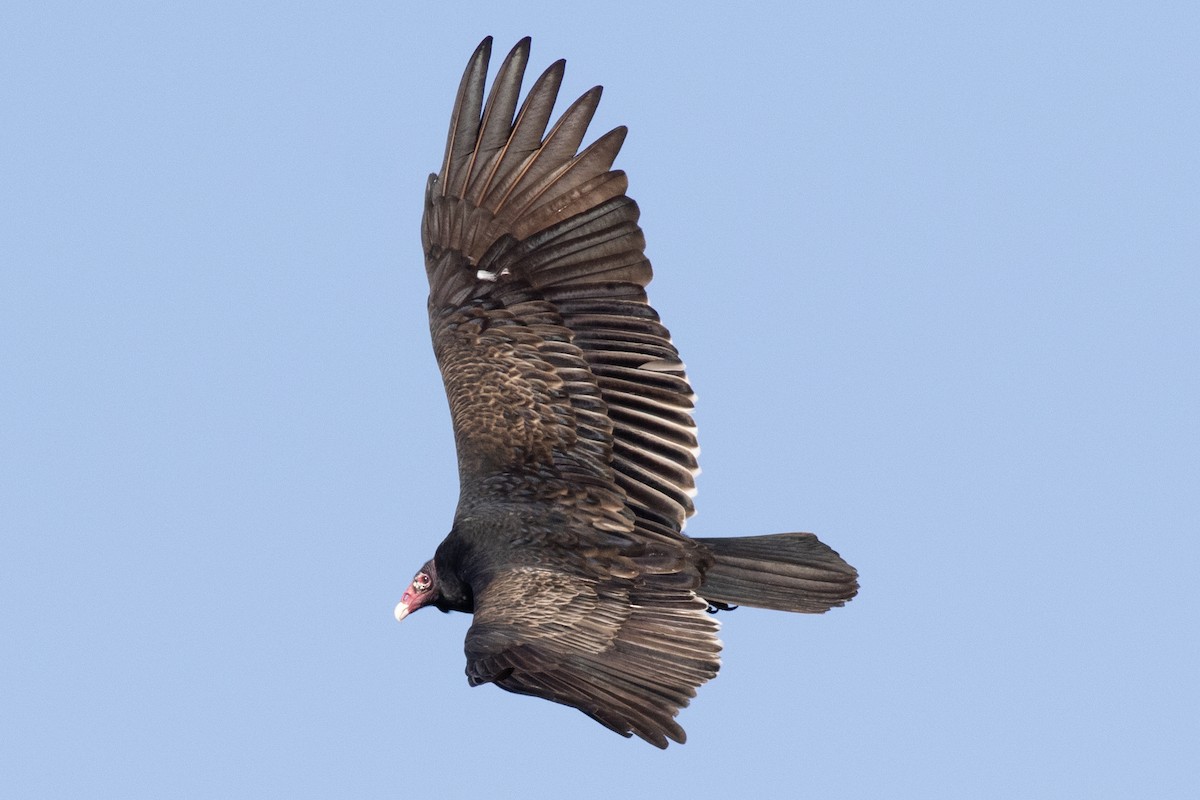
{"left": 3, "top": 2, "right": 1197, "bottom": 798}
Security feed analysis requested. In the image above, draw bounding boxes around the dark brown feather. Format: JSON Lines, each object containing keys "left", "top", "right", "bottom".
{"left": 419, "top": 37, "right": 715, "bottom": 746}
{"left": 423, "top": 37, "right": 700, "bottom": 535}
{"left": 407, "top": 37, "right": 856, "bottom": 748}
{"left": 464, "top": 566, "right": 719, "bottom": 748}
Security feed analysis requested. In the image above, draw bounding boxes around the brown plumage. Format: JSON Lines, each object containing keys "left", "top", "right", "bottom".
{"left": 395, "top": 36, "right": 858, "bottom": 748}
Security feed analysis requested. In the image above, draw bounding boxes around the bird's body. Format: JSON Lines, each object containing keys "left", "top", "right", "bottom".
{"left": 395, "top": 37, "right": 857, "bottom": 748}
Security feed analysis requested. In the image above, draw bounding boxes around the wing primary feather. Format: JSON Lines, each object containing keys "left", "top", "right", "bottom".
{"left": 440, "top": 37, "right": 492, "bottom": 198}
{"left": 503, "top": 126, "right": 628, "bottom": 240}
{"left": 464, "top": 37, "right": 531, "bottom": 201}
{"left": 490, "top": 85, "right": 604, "bottom": 213}
{"left": 478, "top": 58, "right": 567, "bottom": 209}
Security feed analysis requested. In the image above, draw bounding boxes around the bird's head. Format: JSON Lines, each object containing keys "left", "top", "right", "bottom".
{"left": 394, "top": 559, "right": 440, "bottom": 622}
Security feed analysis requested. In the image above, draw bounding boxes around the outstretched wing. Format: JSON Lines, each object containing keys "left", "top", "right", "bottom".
{"left": 464, "top": 564, "right": 721, "bottom": 748}
{"left": 422, "top": 36, "right": 700, "bottom": 536}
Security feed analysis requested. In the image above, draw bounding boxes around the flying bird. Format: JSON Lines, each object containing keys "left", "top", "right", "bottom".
{"left": 396, "top": 36, "right": 858, "bottom": 748}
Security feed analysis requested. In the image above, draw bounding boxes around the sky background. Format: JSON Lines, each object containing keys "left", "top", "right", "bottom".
{"left": 3, "top": 2, "right": 1197, "bottom": 797}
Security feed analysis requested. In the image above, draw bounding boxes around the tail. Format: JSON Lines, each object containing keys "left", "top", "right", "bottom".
{"left": 693, "top": 533, "right": 858, "bottom": 613}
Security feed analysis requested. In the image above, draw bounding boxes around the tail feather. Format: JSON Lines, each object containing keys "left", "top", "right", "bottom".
{"left": 693, "top": 533, "right": 858, "bottom": 613}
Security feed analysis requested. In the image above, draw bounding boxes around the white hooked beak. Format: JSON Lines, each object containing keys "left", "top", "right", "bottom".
{"left": 393, "top": 599, "right": 412, "bottom": 622}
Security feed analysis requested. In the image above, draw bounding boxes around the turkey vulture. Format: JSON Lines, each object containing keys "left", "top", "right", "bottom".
{"left": 396, "top": 36, "right": 857, "bottom": 748}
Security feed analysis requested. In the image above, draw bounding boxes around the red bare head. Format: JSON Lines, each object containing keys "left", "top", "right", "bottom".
{"left": 394, "top": 559, "right": 439, "bottom": 622}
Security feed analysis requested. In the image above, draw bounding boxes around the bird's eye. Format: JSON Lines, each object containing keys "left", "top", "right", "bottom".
{"left": 414, "top": 573, "right": 431, "bottom": 591}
